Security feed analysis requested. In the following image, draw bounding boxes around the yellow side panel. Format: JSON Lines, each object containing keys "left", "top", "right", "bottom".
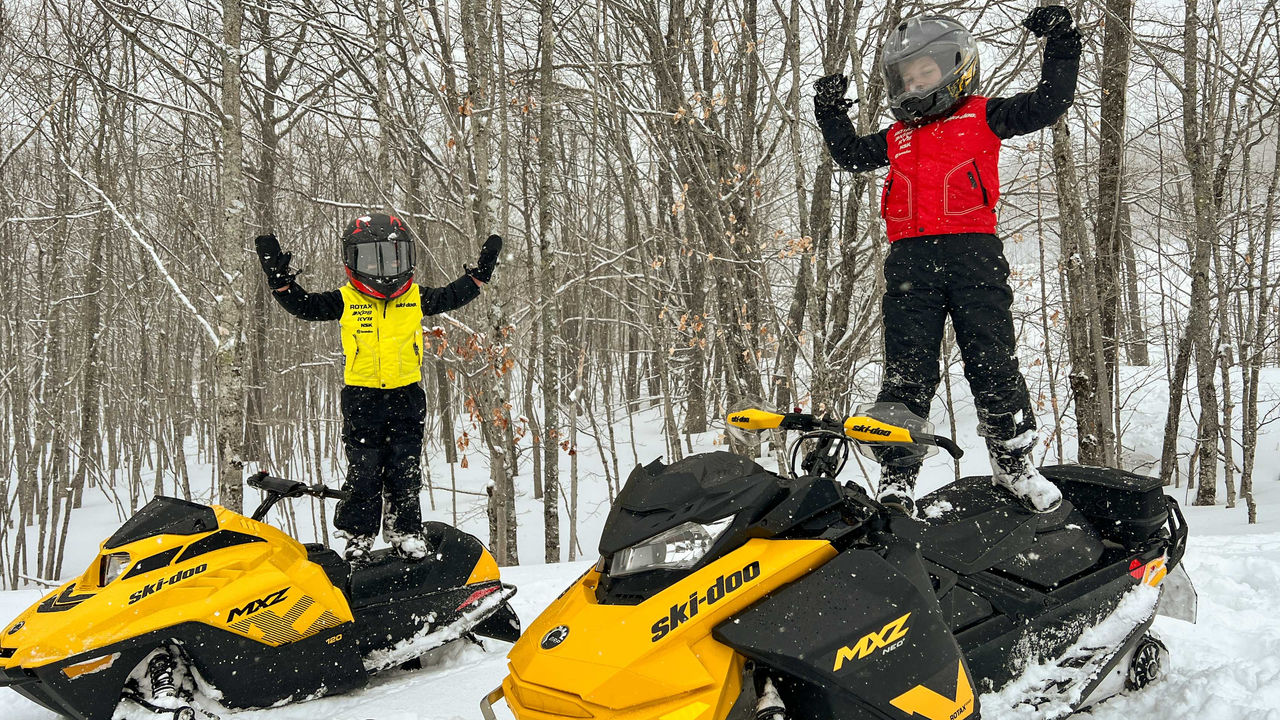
{"left": 505, "top": 539, "right": 836, "bottom": 718}
{"left": 4, "top": 506, "right": 353, "bottom": 669}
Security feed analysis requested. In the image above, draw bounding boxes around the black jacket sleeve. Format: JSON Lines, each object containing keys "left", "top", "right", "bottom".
{"left": 271, "top": 282, "right": 344, "bottom": 321}
{"left": 422, "top": 274, "right": 481, "bottom": 316}
{"left": 815, "top": 105, "right": 890, "bottom": 172}
{"left": 986, "top": 32, "right": 1082, "bottom": 140}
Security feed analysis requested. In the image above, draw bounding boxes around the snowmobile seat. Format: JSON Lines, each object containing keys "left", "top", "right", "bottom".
{"left": 989, "top": 507, "right": 1104, "bottom": 588}
{"left": 899, "top": 476, "right": 1074, "bottom": 575}
{"left": 305, "top": 543, "right": 351, "bottom": 599}
{"left": 347, "top": 522, "right": 485, "bottom": 609}
{"left": 1040, "top": 465, "right": 1168, "bottom": 546}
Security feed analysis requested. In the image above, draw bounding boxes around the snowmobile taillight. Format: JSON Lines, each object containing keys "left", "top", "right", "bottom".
{"left": 99, "top": 553, "right": 131, "bottom": 586}
{"left": 610, "top": 515, "right": 735, "bottom": 577}
{"left": 61, "top": 652, "right": 119, "bottom": 680}
{"left": 456, "top": 585, "right": 501, "bottom": 612}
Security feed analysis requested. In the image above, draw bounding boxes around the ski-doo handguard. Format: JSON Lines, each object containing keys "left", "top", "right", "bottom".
{"left": 248, "top": 471, "right": 350, "bottom": 522}
{"left": 727, "top": 408, "right": 961, "bottom": 459}
{"left": 728, "top": 408, "right": 963, "bottom": 483}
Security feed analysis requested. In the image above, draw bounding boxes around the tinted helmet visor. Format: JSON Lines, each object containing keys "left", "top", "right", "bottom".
{"left": 344, "top": 239, "right": 415, "bottom": 278}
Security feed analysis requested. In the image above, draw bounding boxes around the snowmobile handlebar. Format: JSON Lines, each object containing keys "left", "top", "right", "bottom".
{"left": 726, "top": 408, "right": 963, "bottom": 459}
{"left": 247, "top": 471, "right": 350, "bottom": 523}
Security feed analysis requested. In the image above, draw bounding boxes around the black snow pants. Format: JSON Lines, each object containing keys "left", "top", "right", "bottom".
{"left": 333, "top": 383, "right": 427, "bottom": 537}
{"left": 877, "top": 234, "right": 1036, "bottom": 482}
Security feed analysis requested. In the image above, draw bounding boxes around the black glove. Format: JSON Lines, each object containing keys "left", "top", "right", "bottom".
{"left": 1023, "top": 5, "right": 1074, "bottom": 38}
{"left": 467, "top": 234, "right": 503, "bottom": 283}
{"left": 254, "top": 233, "right": 295, "bottom": 290}
{"left": 814, "top": 73, "right": 853, "bottom": 116}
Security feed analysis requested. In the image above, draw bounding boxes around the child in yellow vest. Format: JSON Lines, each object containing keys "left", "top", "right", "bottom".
{"left": 254, "top": 214, "right": 501, "bottom": 562}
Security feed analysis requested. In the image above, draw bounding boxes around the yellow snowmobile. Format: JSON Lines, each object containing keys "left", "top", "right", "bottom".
{"left": 0, "top": 472, "right": 519, "bottom": 719}
{"left": 482, "top": 404, "right": 1192, "bottom": 720}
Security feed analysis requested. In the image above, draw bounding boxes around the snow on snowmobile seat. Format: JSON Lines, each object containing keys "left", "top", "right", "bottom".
{"left": 347, "top": 522, "right": 484, "bottom": 609}
{"left": 305, "top": 543, "right": 351, "bottom": 598}
{"left": 1040, "top": 464, "right": 1167, "bottom": 545}
{"left": 898, "top": 476, "right": 1104, "bottom": 589}
{"left": 896, "top": 476, "right": 1073, "bottom": 575}
{"left": 990, "top": 515, "right": 1104, "bottom": 589}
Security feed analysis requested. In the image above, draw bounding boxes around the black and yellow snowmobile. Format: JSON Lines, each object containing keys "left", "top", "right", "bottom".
{"left": 0, "top": 472, "right": 519, "bottom": 720}
{"left": 482, "top": 404, "right": 1194, "bottom": 720}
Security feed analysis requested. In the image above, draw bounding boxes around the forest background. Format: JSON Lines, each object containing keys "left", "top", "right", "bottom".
{"left": 0, "top": 0, "right": 1277, "bottom": 589}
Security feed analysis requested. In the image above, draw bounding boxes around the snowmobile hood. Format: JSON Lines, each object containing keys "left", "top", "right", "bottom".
{"left": 0, "top": 502, "right": 353, "bottom": 672}
{"left": 503, "top": 538, "right": 836, "bottom": 716}
{"left": 599, "top": 453, "right": 784, "bottom": 556}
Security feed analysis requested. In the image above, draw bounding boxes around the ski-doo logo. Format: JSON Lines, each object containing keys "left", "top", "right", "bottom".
{"left": 127, "top": 564, "right": 208, "bottom": 605}
{"left": 650, "top": 561, "right": 761, "bottom": 642}
{"left": 848, "top": 424, "right": 892, "bottom": 437}
{"left": 540, "top": 625, "right": 570, "bottom": 650}
{"left": 730, "top": 415, "right": 751, "bottom": 424}
{"left": 227, "top": 588, "right": 290, "bottom": 623}
{"left": 832, "top": 612, "right": 911, "bottom": 671}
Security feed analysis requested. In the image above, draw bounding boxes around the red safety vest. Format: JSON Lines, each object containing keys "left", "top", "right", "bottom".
{"left": 881, "top": 96, "right": 1002, "bottom": 241}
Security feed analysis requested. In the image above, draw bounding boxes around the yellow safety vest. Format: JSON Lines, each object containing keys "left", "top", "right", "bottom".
{"left": 338, "top": 283, "right": 425, "bottom": 388}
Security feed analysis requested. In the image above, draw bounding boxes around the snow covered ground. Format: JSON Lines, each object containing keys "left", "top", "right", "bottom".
{"left": 4, "top": 527, "right": 1279, "bottom": 720}
{"left": 4, "top": 366, "right": 1280, "bottom": 719}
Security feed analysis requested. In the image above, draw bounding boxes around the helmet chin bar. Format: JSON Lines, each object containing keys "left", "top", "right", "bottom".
{"left": 346, "top": 269, "right": 413, "bottom": 300}
{"left": 893, "top": 93, "right": 957, "bottom": 126}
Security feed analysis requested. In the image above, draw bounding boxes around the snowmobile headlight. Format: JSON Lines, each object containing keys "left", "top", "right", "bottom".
{"left": 610, "top": 516, "right": 735, "bottom": 577}
{"left": 99, "top": 552, "right": 130, "bottom": 586}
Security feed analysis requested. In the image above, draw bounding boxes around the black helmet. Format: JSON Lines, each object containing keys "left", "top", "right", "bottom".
{"left": 341, "top": 213, "right": 417, "bottom": 300}
{"left": 881, "top": 15, "right": 980, "bottom": 126}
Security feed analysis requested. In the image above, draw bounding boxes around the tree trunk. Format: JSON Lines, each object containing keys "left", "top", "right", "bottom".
{"left": 216, "top": 0, "right": 247, "bottom": 512}
{"left": 1051, "top": 118, "right": 1114, "bottom": 466}
{"left": 245, "top": 2, "right": 280, "bottom": 468}
{"left": 1181, "top": 0, "right": 1220, "bottom": 506}
{"left": 536, "top": 0, "right": 560, "bottom": 562}
{"left": 1118, "top": 203, "right": 1149, "bottom": 365}
{"left": 1239, "top": 117, "right": 1280, "bottom": 523}
{"left": 1094, "top": 0, "right": 1135, "bottom": 375}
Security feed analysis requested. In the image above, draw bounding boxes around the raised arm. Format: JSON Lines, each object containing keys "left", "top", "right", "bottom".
{"left": 422, "top": 234, "right": 503, "bottom": 316}
{"left": 272, "top": 283, "right": 344, "bottom": 321}
{"left": 813, "top": 73, "right": 890, "bottom": 172}
{"left": 254, "top": 233, "right": 342, "bottom": 321}
{"left": 986, "top": 6, "right": 1082, "bottom": 140}
{"left": 421, "top": 274, "right": 482, "bottom": 316}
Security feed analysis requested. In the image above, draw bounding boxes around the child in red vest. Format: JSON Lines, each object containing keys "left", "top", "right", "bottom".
{"left": 814, "top": 7, "right": 1081, "bottom": 516}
